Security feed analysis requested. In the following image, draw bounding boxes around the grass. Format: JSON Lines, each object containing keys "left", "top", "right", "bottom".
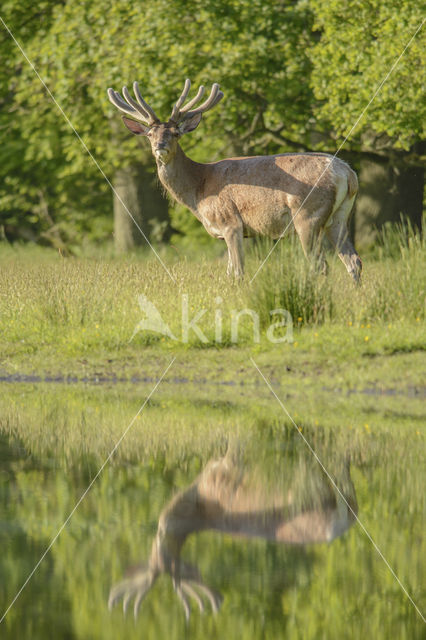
{"left": 0, "top": 220, "right": 424, "bottom": 389}
{"left": 247, "top": 222, "right": 425, "bottom": 326}
{"left": 1, "top": 220, "right": 424, "bottom": 640}
{"left": 0, "top": 379, "right": 424, "bottom": 469}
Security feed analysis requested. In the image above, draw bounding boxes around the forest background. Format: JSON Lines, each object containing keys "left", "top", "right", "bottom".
{"left": 0, "top": 0, "right": 424, "bottom": 255}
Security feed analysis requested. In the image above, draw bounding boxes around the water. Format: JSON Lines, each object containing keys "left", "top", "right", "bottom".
{"left": 0, "top": 382, "right": 424, "bottom": 638}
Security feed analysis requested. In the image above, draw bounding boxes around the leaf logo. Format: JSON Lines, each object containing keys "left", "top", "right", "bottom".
{"left": 130, "top": 294, "right": 178, "bottom": 342}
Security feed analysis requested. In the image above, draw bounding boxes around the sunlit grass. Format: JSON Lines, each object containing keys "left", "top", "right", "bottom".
{"left": 0, "top": 219, "right": 424, "bottom": 369}
{"left": 245, "top": 218, "right": 425, "bottom": 326}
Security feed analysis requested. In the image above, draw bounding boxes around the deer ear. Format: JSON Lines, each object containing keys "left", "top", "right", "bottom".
{"left": 122, "top": 117, "right": 150, "bottom": 136}
{"left": 178, "top": 112, "right": 202, "bottom": 134}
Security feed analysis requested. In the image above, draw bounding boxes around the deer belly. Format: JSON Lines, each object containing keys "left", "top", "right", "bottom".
{"left": 242, "top": 207, "right": 292, "bottom": 239}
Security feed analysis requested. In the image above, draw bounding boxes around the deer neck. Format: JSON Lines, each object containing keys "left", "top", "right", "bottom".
{"left": 156, "top": 145, "right": 203, "bottom": 216}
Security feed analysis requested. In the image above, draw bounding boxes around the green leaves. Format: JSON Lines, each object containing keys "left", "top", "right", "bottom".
{"left": 308, "top": 0, "right": 425, "bottom": 150}
{"left": 0, "top": 1, "right": 423, "bottom": 247}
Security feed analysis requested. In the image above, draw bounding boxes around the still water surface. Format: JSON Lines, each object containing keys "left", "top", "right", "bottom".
{"left": 0, "top": 382, "right": 424, "bottom": 638}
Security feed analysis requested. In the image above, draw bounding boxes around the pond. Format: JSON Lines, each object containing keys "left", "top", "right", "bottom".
{"left": 0, "top": 381, "right": 424, "bottom": 639}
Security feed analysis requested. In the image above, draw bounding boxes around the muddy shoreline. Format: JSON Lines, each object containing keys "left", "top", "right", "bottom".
{"left": 0, "top": 371, "right": 424, "bottom": 397}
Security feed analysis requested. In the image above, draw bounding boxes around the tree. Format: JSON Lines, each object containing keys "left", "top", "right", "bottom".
{"left": 1, "top": 1, "right": 423, "bottom": 251}
{"left": 0, "top": 0, "right": 315, "bottom": 250}
{"left": 308, "top": 0, "right": 425, "bottom": 244}
{"left": 0, "top": 2, "right": 113, "bottom": 250}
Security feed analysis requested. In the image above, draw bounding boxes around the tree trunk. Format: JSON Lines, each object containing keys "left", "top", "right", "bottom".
{"left": 113, "top": 162, "right": 169, "bottom": 253}
{"left": 354, "top": 153, "right": 424, "bottom": 248}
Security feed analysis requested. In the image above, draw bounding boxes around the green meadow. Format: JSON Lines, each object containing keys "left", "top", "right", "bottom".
{"left": 0, "top": 220, "right": 424, "bottom": 388}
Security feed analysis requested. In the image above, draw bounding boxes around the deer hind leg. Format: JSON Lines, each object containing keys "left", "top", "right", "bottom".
{"left": 294, "top": 217, "right": 328, "bottom": 275}
{"left": 223, "top": 224, "right": 244, "bottom": 279}
{"left": 325, "top": 196, "right": 362, "bottom": 284}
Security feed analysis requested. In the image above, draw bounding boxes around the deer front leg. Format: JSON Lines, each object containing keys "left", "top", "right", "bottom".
{"left": 201, "top": 205, "right": 244, "bottom": 278}
{"left": 226, "top": 250, "right": 233, "bottom": 277}
{"left": 223, "top": 224, "right": 244, "bottom": 278}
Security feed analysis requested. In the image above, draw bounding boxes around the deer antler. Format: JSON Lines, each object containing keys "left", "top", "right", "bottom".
{"left": 169, "top": 78, "right": 224, "bottom": 124}
{"left": 178, "top": 576, "right": 223, "bottom": 619}
{"left": 107, "top": 82, "right": 160, "bottom": 125}
{"left": 108, "top": 566, "right": 157, "bottom": 618}
{"left": 172, "top": 561, "right": 223, "bottom": 621}
{"left": 108, "top": 559, "right": 222, "bottom": 621}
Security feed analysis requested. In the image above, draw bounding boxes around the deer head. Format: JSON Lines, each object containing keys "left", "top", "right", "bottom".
{"left": 107, "top": 79, "right": 224, "bottom": 164}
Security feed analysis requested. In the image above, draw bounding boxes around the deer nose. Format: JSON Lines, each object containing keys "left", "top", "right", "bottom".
{"left": 155, "top": 146, "right": 170, "bottom": 163}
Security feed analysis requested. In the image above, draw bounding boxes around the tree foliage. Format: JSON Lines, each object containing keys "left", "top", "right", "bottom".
{"left": 0, "top": 1, "right": 424, "bottom": 248}
{"left": 309, "top": 0, "right": 425, "bottom": 151}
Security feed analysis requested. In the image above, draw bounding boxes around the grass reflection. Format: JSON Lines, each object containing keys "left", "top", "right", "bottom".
{"left": 0, "top": 384, "right": 424, "bottom": 639}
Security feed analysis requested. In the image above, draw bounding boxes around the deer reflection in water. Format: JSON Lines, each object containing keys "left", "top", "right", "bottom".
{"left": 109, "top": 446, "right": 358, "bottom": 620}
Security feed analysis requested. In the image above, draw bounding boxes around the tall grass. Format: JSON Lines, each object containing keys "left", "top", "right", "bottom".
{"left": 245, "top": 236, "right": 333, "bottom": 327}
{"left": 245, "top": 218, "right": 425, "bottom": 327}
{"left": 0, "top": 219, "right": 424, "bottom": 358}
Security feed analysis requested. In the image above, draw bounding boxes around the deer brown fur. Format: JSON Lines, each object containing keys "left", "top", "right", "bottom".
{"left": 108, "top": 80, "right": 362, "bottom": 282}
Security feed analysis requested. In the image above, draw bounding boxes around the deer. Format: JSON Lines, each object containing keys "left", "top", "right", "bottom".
{"left": 107, "top": 79, "right": 362, "bottom": 283}
{"left": 108, "top": 447, "right": 358, "bottom": 621}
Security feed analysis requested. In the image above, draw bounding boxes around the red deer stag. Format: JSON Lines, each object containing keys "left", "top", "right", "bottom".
{"left": 107, "top": 80, "right": 362, "bottom": 282}
{"left": 108, "top": 450, "right": 358, "bottom": 620}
